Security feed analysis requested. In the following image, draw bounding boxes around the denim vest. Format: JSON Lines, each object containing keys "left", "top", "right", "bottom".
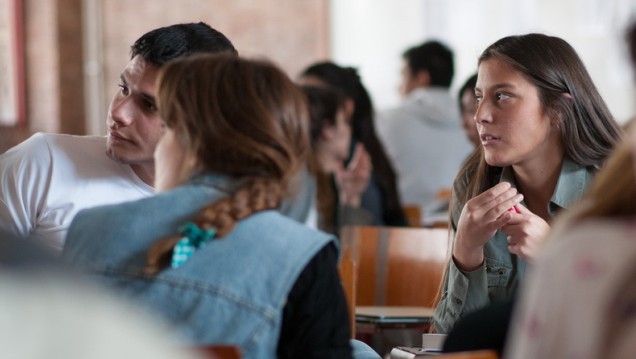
{"left": 63, "top": 174, "right": 335, "bottom": 359}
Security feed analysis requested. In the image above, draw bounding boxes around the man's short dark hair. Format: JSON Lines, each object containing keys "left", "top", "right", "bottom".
{"left": 403, "top": 40, "right": 454, "bottom": 88}
{"left": 130, "top": 22, "right": 237, "bottom": 66}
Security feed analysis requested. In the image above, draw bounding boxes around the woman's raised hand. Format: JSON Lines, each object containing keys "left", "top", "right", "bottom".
{"left": 501, "top": 204, "right": 550, "bottom": 261}
{"left": 453, "top": 182, "right": 524, "bottom": 271}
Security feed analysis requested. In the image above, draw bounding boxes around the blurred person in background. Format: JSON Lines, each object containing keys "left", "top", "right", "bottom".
{"left": 299, "top": 62, "right": 407, "bottom": 228}
{"left": 301, "top": 85, "right": 374, "bottom": 234}
{"left": 376, "top": 40, "right": 473, "bottom": 222}
{"left": 458, "top": 73, "right": 480, "bottom": 148}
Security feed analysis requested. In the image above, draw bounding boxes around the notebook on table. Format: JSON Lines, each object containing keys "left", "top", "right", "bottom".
{"left": 355, "top": 306, "right": 435, "bottom": 325}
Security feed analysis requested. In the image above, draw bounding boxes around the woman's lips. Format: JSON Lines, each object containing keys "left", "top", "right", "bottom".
{"left": 480, "top": 133, "right": 500, "bottom": 146}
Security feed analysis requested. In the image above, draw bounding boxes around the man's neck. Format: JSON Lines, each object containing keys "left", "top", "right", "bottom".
{"left": 131, "top": 163, "right": 155, "bottom": 186}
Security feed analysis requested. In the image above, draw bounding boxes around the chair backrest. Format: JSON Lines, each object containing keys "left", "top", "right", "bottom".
{"left": 338, "top": 257, "right": 357, "bottom": 337}
{"left": 434, "top": 350, "right": 499, "bottom": 359}
{"left": 340, "top": 225, "right": 451, "bottom": 307}
{"left": 196, "top": 345, "right": 242, "bottom": 359}
{"left": 402, "top": 205, "right": 422, "bottom": 227}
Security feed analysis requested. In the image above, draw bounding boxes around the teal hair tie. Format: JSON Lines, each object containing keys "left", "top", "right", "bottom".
{"left": 170, "top": 222, "right": 217, "bottom": 269}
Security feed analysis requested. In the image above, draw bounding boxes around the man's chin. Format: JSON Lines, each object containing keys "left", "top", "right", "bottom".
{"left": 105, "top": 141, "right": 132, "bottom": 163}
{"left": 105, "top": 147, "right": 144, "bottom": 165}
{"left": 105, "top": 149, "right": 129, "bottom": 164}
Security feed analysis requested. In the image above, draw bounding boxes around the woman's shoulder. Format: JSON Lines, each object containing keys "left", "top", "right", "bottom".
{"left": 67, "top": 185, "right": 222, "bottom": 243}
{"left": 546, "top": 218, "right": 636, "bottom": 254}
{"left": 233, "top": 210, "right": 337, "bottom": 253}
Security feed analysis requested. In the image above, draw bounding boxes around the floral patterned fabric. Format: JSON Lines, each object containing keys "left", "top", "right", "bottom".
{"left": 505, "top": 218, "right": 636, "bottom": 359}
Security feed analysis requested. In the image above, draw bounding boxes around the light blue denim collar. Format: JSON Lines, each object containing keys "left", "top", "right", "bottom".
{"left": 185, "top": 172, "right": 234, "bottom": 193}
{"left": 499, "top": 158, "right": 593, "bottom": 216}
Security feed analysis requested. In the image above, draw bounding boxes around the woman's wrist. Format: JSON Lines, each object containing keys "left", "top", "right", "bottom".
{"left": 452, "top": 240, "right": 484, "bottom": 271}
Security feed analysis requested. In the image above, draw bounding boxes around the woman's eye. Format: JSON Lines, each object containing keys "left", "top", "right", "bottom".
{"left": 475, "top": 95, "right": 483, "bottom": 104}
{"left": 143, "top": 100, "right": 157, "bottom": 112}
{"left": 496, "top": 93, "right": 510, "bottom": 101}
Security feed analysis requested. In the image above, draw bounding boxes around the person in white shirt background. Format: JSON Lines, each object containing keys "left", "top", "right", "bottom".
{"left": 376, "top": 40, "right": 473, "bottom": 224}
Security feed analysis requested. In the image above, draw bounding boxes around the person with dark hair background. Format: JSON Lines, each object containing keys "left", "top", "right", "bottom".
{"left": 376, "top": 40, "right": 473, "bottom": 224}
{"left": 458, "top": 73, "right": 480, "bottom": 148}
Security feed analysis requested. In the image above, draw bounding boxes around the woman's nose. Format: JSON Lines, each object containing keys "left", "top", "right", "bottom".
{"left": 474, "top": 99, "right": 492, "bottom": 124}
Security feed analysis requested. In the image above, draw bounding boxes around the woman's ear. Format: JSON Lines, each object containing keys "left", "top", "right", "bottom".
{"left": 344, "top": 98, "right": 355, "bottom": 119}
{"left": 321, "top": 123, "right": 337, "bottom": 140}
{"left": 550, "top": 93, "right": 573, "bottom": 130}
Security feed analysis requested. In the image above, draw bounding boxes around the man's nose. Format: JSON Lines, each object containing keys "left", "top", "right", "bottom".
{"left": 110, "top": 97, "right": 136, "bottom": 127}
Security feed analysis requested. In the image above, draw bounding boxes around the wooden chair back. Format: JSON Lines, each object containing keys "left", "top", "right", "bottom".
{"left": 402, "top": 205, "right": 422, "bottom": 227}
{"left": 340, "top": 225, "right": 451, "bottom": 307}
{"left": 196, "top": 345, "right": 242, "bottom": 359}
{"left": 338, "top": 257, "right": 357, "bottom": 337}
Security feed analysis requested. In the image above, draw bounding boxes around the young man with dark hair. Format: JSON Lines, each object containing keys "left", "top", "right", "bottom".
{"left": 0, "top": 22, "right": 237, "bottom": 250}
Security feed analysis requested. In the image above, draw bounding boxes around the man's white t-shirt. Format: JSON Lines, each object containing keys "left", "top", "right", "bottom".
{"left": 0, "top": 133, "right": 154, "bottom": 251}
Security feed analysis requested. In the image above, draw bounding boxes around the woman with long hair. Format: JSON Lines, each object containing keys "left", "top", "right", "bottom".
{"left": 299, "top": 62, "right": 407, "bottom": 227}
{"left": 434, "top": 33, "right": 623, "bottom": 333}
{"left": 301, "top": 85, "right": 375, "bottom": 234}
{"left": 63, "top": 54, "right": 355, "bottom": 358}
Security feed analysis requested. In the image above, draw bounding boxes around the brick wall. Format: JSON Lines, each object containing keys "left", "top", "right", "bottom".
{"left": 21, "top": 0, "right": 329, "bottom": 135}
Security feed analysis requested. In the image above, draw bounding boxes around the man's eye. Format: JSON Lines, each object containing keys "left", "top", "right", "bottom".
{"left": 118, "top": 84, "right": 129, "bottom": 96}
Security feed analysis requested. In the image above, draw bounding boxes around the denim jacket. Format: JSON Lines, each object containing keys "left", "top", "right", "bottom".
{"left": 434, "top": 159, "right": 596, "bottom": 333}
{"left": 63, "top": 174, "right": 335, "bottom": 359}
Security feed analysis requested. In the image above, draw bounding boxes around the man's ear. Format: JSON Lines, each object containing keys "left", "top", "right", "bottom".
{"left": 415, "top": 70, "right": 431, "bottom": 87}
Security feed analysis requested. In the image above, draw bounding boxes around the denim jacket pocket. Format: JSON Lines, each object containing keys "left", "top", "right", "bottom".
{"left": 484, "top": 257, "right": 512, "bottom": 288}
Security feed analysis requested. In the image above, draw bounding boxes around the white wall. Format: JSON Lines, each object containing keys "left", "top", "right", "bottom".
{"left": 330, "top": 0, "right": 636, "bottom": 124}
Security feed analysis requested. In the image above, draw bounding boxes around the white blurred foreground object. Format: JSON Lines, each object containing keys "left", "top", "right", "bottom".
{"left": 0, "top": 271, "right": 204, "bottom": 359}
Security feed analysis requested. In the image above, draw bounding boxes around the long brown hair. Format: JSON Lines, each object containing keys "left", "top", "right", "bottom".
{"left": 434, "top": 34, "right": 625, "bottom": 325}
{"left": 146, "top": 54, "right": 310, "bottom": 273}
{"left": 301, "top": 85, "right": 346, "bottom": 234}
{"left": 301, "top": 62, "right": 407, "bottom": 226}
{"left": 451, "top": 33, "right": 622, "bottom": 226}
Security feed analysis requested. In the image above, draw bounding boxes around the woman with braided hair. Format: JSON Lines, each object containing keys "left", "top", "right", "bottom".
{"left": 63, "top": 53, "right": 358, "bottom": 359}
